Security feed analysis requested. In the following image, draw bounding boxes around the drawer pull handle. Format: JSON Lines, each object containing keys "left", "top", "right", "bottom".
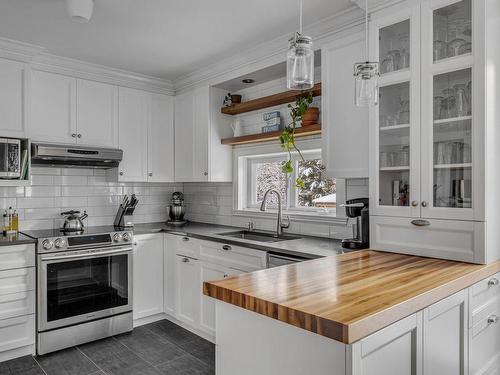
{"left": 488, "top": 278, "right": 499, "bottom": 287}
{"left": 182, "top": 237, "right": 189, "bottom": 242}
{"left": 411, "top": 219, "right": 431, "bottom": 227}
{"left": 182, "top": 257, "right": 190, "bottom": 263}
{"left": 222, "top": 245, "right": 231, "bottom": 251}
{"left": 223, "top": 274, "right": 228, "bottom": 278}
{"left": 487, "top": 315, "right": 499, "bottom": 325}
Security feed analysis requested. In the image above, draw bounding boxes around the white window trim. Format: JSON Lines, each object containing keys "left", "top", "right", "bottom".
{"left": 232, "top": 136, "right": 347, "bottom": 225}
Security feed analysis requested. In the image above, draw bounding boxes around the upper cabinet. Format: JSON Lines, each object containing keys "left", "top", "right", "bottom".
{"left": 29, "top": 70, "right": 118, "bottom": 148}
{"left": 76, "top": 79, "right": 118, "bottom": 148}
{"left": 117, "top": 87, "right": 149, "bottom": 182}
{"left": 370, "top": 0, "right": 500, "bottom": 264}
{"left": 116, "top": 87, "right": 174, "bottom": 183}
{"left": 30, "top": 70, "right": 76, "bottom": 144}
{"left": 174, "top": 86, "right": 232, "bottom": 182}
{"left": 0, "top": 59, "right": 26, "bottom": 138}
{"left": 321, "top": 32, "right": 369, "bottom": 178}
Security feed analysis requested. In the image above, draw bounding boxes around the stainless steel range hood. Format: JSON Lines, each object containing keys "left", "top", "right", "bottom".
{"left": 31, "top": 143, "right": 123, "bottom": 169}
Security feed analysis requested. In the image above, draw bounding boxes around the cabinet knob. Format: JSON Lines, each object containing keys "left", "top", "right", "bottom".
{"left": 77, "top": 134, "right": 82, "bottom": 138}
{"left": 119, "top": 172, "right": 124, "bottom": 176}
{"left": 487, "top": 315, "right": 499, "bottom": 325}
{"left": 421, "top": 201, "right": 428, "bottom": 208}
{"left": 71, "top": 133, "right": 77, "bottom": 138}
{"left": 223, "top": 274, "right": 229, "bottom": 278}
{"left": 182, "top": 257, "right": 190, "bottom": 263}
{"left": 182, "top": 237, "right": 189, "bottom": 241}
{"left": 222, "top": 245, "right": 231, "bottom": 251}
{"left": 488, "top": 278, "right": 499, "bottom": 287}
{"left": 203, "top": 172, "right": 208, "bottom": 176}
{"left": 148, "top": 173, "right": 153, "bottom": 177}
{"left": 411, "top": 201, "right": 419, "bottom": 207}
{"left": 411, "top": 219, "right": 431, "bottom": 227}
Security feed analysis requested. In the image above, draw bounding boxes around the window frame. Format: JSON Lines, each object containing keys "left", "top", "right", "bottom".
{"left": 232, "top": 137, "right": 338, "bottom": 219}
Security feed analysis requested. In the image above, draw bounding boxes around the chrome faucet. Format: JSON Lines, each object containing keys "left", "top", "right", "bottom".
{"left": 259, "top": 189, "right": 290, "bottom": 237}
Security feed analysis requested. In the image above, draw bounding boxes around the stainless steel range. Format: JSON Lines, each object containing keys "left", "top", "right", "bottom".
{"left": 29, "top": 227, "right": 133, "bottom": 355}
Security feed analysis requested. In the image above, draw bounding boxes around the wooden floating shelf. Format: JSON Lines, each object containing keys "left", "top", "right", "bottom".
{"left": 221, "top": 124, "right": 321, "bottom": 146}
{"left": 434, "top": 163, "right": 472, "bottom": 169}
{"left": 379, "top": 166, "right": 410, "bottom": 172}
{"left": 434, "top": 116, "right": 472, "bottom": 125}
{"left": 221, "top": 83, "right": 322, "bottom": 116}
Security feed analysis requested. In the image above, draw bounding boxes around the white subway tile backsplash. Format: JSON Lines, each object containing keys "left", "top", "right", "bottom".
{"left": 31, "top": 175, "right": 54, "bottom": 186}
{"left": 17, "top": 197, "right": 55, "bottom": 209}
{"left": 25, "top": 186, "right": 61, "bottom": 197}
{"left": 61, "top": 168, "right": 94, "bottom": 176}
{"left": 0, "top": 187, "right": 25, "bottom": 197}
{"left": 54, "top": 196, "right": 88, "bottom": 207}
{"left": 53, "top": 176, "right": 89, "bottom": 186}
{"left": 24, "top": 208, "right": 61, "bottom": 220}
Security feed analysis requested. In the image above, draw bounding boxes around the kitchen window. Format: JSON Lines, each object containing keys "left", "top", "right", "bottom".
{"left": 235, "top": 141, "right": 336, "bottom": 216}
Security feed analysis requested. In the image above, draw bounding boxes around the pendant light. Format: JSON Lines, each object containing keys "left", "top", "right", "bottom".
{"left": 354, "top": 0, "right": 380, "bottom": 107}
{"left": 287, "top": 0, "right": 314, "bottom": 90}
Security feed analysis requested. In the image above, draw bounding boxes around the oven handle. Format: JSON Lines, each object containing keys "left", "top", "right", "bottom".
{"left": 41, "top": 246, "right": 132, "bottom": 262}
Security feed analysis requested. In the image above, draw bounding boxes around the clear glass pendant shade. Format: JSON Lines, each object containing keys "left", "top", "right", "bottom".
{"left": 287, "top": 34, "right": 314, "bottom": 90}
{"left": 354, "top": 62, "right": 380, "bottom": 107}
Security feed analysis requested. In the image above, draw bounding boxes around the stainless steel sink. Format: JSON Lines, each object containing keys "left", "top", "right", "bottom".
{"left": 217, "top": 230, "right": 301, "bottom": 243}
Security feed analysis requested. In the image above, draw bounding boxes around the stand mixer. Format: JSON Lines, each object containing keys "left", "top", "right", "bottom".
{"left": 167, "top": 192, "right": 187, "bottom": 226}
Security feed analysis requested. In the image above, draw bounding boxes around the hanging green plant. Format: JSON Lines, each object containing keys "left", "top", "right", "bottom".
{"left": 279, "top": 92, "right": 313, "bottom": 189}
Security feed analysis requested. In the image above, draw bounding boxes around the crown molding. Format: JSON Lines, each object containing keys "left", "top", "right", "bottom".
{"left": 350, "top": 0, "right": 405, "bottom": 12}
{"left": 173, "top": 6, "right": 366, "bottom": 94}
{"left": 0, "top": 37, "right": 174, "bottom": 95}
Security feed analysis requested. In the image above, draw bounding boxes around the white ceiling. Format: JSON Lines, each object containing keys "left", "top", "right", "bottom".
{"left": 0, "top": 0, "right": 353, "bottom": 81}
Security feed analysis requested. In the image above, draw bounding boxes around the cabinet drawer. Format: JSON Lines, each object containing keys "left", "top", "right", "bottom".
{"left": 470, "top": 272, "right": 500, "bottom": 311}
{"left": 370, "top": 216, "right": 484, "bottom": 263}
{"left": 470, "top": 298, "right": 500, "bottom": 375}
{"left": 173, "top": 236, "right": 200, "bottom": 258}
{"left": 199, "top": 242, "right": 266, "bottom": 271}
{"left": 0, "top": 315, "right": 35, "bottom": 354}
{"left": 0, "top": 244, "right": 35, "bottom": 271}
{"left": 0, "top": 291, "right": 35, "bottom": 321}
{"left": 0, "top": 268, "right": 35, "bottom": 297}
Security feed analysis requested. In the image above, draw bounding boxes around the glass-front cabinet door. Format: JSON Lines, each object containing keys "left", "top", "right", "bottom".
{"left": 421, "top": 0, "right": 478, "bottom": 220}
{"left": 370, "top": 6, "right": 420, "bottom": 217}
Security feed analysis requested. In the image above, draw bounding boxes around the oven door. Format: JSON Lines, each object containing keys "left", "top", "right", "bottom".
{"left": 38, "top": 245, "right": 133, "bottom": 332}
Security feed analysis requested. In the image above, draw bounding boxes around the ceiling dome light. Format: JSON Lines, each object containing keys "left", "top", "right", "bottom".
{"left": 66, "top": 0, "right": 94, "bottom": 23}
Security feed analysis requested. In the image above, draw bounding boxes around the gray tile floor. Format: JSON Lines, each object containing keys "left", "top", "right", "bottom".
{"left": 0, "top": 320, "right": 215, "bottom": 375}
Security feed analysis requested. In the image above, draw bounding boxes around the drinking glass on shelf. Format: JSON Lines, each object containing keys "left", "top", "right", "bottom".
{"left": 447, "top": 23, "right": 466, "bottom": 58}
{"left": 458, "top": 42, "right": 472, "bottom": 55}
{"left": 433, "top": 28, "right": 448, "bottom": 61}
{"left": 462, "top": 143, "right": 472, "bottom": 163}
{"left": 380, "top": 152, "right": 389, "bottom": 168}
{"left": 433, "top": 96, "right": 444, "bottom": 120}
{"left": 398, "top": 100, "right": 410, "bottom": 124}
{"left": 466, "top": 81, "right": 472, "bottom": 115}
{"left": 399, "top": 34, "right": 410, "bottom": 69}
{"left": 454, "top": 84, "right": 470, "bottom": 118}
{"left": 442, "top": 89, "right": 457, "bottom": 119}
{"left": 399, "top": 147, "right": 409, "bottom": 167}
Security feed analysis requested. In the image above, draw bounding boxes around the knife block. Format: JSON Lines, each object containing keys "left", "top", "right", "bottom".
{"left": 114, "top": 206, "right": 135, "bottom": 228}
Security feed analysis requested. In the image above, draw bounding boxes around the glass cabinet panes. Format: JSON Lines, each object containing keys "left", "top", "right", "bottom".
{"left": 433, "top": 0, "right": 472, "bottom": 62}
{"left": 379, "top": 20, "right": 410, "bottom": 74}
{"left": 433, "top": 68, "right": 472, "bottom": 208}
{"left": 379, "top": 82, "right": 410, "bottom": 207}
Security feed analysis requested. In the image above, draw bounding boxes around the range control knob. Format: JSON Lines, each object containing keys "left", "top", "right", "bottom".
{"left": 54, "top": 238, "right": 65, "bottom": 249}
{"left": 42, "top": 239, "right": 54, "bottom": 250}
{"left": 122, "top": 232, "right": 131, "bottom": 242}
{"left": 113, "top": 233, "right": 123, "bottom": 242}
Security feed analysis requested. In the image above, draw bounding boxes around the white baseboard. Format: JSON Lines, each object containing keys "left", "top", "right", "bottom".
{"left": 0, "top": 344, "right": 35, "bottom": 363}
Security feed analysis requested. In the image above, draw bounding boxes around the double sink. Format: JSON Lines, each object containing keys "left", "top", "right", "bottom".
{"left": 217, "top": 230, "right": 301, "bottom": 243}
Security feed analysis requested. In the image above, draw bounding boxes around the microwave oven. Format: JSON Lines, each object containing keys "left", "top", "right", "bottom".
{"left": 0, "top": 138, "right": 21, "bottom": 179}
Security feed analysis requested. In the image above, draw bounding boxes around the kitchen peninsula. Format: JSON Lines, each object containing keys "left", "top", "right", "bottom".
{"left": 204, "top": 251, "right": 500, "bottom": 375}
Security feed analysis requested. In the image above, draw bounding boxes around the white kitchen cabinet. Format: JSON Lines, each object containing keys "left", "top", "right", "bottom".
{"left": 76, "top": 79, "right": 118, "bottom": 148}
{"left": 422, "top": 290, "right": 468, "bottom": 375}
{"left": 174, "top": 86, "right": 232, "bottom": 182}
{"left": 148, "top": 93, "right": 174, "bottom": 182}
{"left": 133, "top": 234, "right": 164, "bottom": 321}
{"left": 0, "top": 59, "right": 26, "bottom": 137}
{"left": 369, "top": 0, "right": 500, "bottom": 264}
{"left": 321, "top": 32, "right": 369, "bottom": 178}
{"left": 175, "top": 254, "right": 200, "bottom": 326}
{"left": 117, "top": 87, "right": 149, "bottom": 182}
{"left": 199, "top": 261, "right": 244, "bottom": 336}
{"left": 29, "top": 70, "right": 76, "bottom": 144}
{"left": 350, "top": 313, "right": 422, "bottom": 375}
{"left": 163, "top": 234, "right": 177, "bottom": 316}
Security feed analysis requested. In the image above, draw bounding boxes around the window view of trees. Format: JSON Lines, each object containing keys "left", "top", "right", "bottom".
{"left": 297, "top": 159, "right": 336, "bottom": 207}
{"left": 253, "top": 158, "right": 335, "bottom": 210}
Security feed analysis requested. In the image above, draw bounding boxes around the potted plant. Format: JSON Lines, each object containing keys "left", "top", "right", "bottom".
{"left": 279, "top": 92, "right": 316, "bottom": 189}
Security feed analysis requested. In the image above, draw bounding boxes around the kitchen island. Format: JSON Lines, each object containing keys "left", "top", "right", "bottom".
{"left": 204, "top": 250, "right": 500, "bottom": 375}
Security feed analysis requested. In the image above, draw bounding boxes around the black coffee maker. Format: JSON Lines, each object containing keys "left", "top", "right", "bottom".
{"left": 341, "top": 198, "right": 369, "bottom": 250}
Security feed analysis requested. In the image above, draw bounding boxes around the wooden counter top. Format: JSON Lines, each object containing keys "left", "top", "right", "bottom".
{"left": 203, "top": 250, "right": 500, "bottom": 344}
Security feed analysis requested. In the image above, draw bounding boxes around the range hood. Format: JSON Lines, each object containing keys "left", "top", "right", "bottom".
{"left": 31, "top": 143, "right": 123, "bottom": 169}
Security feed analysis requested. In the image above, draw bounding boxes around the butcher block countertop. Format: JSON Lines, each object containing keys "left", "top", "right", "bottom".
{"left": 203, "top": 250, "right": 500, "bottom": 344}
